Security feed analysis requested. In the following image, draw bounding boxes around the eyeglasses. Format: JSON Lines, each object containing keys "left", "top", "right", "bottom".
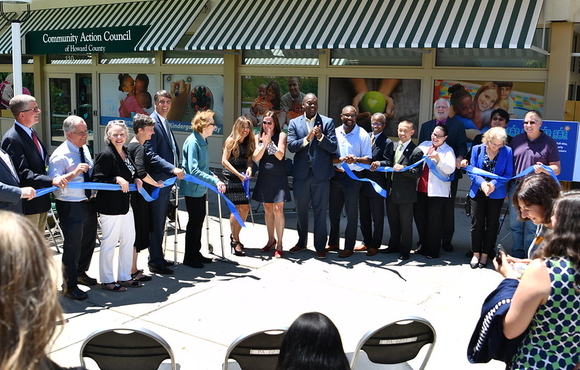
{"left": 341, "top": 113, "right": 356, "bottom": 118}
{"left": 108, "top": 119, "right": 126, "bottom": 125}
{"left": 21, "top": 107, "right": 41, "bottom": 113}
{"left": 71, "top": 130, "right": 92, "bottom": 136}
{"left": 262, "top": 120, "right": 274, "bottom": 125}
{"left": 523, "top": 120, "right": 538, "bottom": 125}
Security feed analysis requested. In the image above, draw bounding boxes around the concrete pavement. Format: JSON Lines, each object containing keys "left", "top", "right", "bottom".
{"left": 48, "top": 194, "right": 511, "bottom": 369}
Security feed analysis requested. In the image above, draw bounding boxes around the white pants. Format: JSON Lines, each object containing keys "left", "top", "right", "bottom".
{"left": 99, "top": 207, "right": 135, "bottom": 283}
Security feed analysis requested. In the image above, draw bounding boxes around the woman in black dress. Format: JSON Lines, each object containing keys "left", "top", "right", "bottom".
{"left": 221, "top": 116, "right": 255, "bottom": 256}
{"left": 127, "top": 114, "right": 163, "bottom": 281}
{"left": 252, "top": 110, "right": 290, "bottom": 258}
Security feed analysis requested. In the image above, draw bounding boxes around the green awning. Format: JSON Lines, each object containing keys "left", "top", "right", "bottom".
{"left": 185, "top": 0, "right": 543, "bottom": 51}
{"left": 0, "top": 0, "right": 208, "bottom": 54}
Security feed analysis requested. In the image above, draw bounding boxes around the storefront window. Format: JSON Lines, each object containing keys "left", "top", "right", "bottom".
{"left": 0, "top": 55, "right": 33, "bottom": 64}
{"left": 243, "top": 49, "right": 320, "bottom": 65}
{"left": 330, "top": 48, "right": 422, "bottom": 66}
{"left": 99, "top": 53, "right": 155, "bottom": 65}
{"left": 164, "top": 51, "right": 224, "bottom": 65}
{"left": 435, "top": 48, "right": 547, "bottom": 68}
{"left": 47, "top": 54, "right": 92, "bottom": 65}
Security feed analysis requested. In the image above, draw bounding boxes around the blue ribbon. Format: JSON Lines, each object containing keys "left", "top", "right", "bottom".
{"left": 36, "top": 175, "right": 246, "bottom": 227}
{"left": 464, "top": 163, "right": 558, "bottom": 185}
{"left": 339, "top": 163, "right": 387, "bottom": 198}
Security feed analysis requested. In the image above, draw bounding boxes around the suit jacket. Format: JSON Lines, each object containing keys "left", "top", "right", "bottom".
{"left": 93, "top": 144, "right": 136, "bottom": 215}
{"left": 360, "top": 132, "right": 393, "bottom": 197}
{"left": 468, "top": 144, "right": 513, "bottom": 199}
{"left": 418, "top": 117, "right": 467, "bottom": 178}
{"left": 0, "top": 148, "right": 23, "bottom": 213}
{"left": 387, "top": 141, "right": 423, "bottom": 203}
{"left": 287, "top": 113, "right": 337, "bottom": 182}
{"left": 144, "top": 111, "right": 178, "bottom": 181}
{"left": 1, "top": 124, "right": 52, "bottom": 214}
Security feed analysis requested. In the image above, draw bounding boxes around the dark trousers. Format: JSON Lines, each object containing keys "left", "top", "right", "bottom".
{"left": 414, "top": 192, "right": 446, "bottom": 258}
{"left": 359, "top": 190, "right": 385, "bottom": 249}
{"left": 184, "top": 195, "right": 206, "bottom": 264}
{"left": 328, "top": 172, "right": 361, "bottom": 251}
{"left": 386, "top": 198, "right": 414, "bottom": 254}
{"left": 441, "top": 176, "right": 459, "bottom": 246}
{"left": 470, "top": 190, "right": 504, "bottom": 255}
{"left": 148, "top": 186, "right": 171, "bottom": 267}
{"left": 56, "top": 200, "right": 97, "bottom": 289}
{"left": 293, "top": 171, "right": 330, "bottom": 251}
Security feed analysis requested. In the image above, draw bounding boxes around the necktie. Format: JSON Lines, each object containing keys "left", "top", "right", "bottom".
{"left": 31, "top": 130, "right": 42, "bottom": 157}
{"left": 79, "top": 147, "right": 92, "bottom": 199}
{"left": 164, "top": 119, "right": 178, "bottom": 165}
{"left": 394, "top": 142, "right": 404, "bottom": 163}
{"left": 371, "top": 135, "right": 375, "bottom": 146}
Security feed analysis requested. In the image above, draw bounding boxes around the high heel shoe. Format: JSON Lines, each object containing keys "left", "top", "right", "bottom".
{"left": 274, "top": 249, "right": 283, "bottom": 258}
{"left": 469, "top": 256, "right": 480, "bottom": 269}
{"left": 230, "top": 240, "right": 246, "bottom": 257}
{"left": 261, "top": 239, "right": 277, "bottom": 252}
{"left": 478, "top": 256, "right": 488, "bottom": 269}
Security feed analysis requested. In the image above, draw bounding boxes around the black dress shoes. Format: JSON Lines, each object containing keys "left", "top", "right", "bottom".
{"left": 148, "top": 264, "right": 174, "bottom": 275}
{"left": 77, "top": 273, "right": 97, "bottom": 286}
{"left": 63, "top": 287, "right": 88, "bottom": 300}
{"left": 442, "top": 242, "right": 454, "bottom": 252}
{"left": 197, "top": 255, "right": 213, "bottom": 264}
{"left": 163, "top": 259, "right": 175, "bottom": 266}
{"left": 379, "top": 247, "right": 399, "bottom": 254}
{"left": 183, "top": 260, "right": 204, "bottom": 269}
{"left": 398, "top": 252, "right": 410, "bottom": 261}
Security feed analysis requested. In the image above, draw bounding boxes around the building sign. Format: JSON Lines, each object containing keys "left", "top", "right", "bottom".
{"left": 25, "top": 26, "right": 149, "bottom": 54}
{"left": 507, "top": 119, "right": 578, "bottom": 182}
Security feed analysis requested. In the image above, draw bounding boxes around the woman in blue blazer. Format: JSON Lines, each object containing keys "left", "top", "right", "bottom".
{"left": 465, "top": 127, "right": 513, "bottom": 268}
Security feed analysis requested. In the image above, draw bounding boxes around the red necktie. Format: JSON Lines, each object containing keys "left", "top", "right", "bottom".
{"left": 31, "top": 130, "right": 42, "bottom": 156}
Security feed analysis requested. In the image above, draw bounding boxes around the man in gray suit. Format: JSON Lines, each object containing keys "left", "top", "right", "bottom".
{"left": 287, "top": 93, "right": 337, "bottom": 258}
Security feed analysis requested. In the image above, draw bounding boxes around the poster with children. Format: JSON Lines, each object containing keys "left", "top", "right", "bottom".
{"left": 99, "top": 73, "right": 156, "bottom": 126}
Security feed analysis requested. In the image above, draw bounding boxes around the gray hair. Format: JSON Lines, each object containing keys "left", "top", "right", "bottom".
{"left": 62, "top": 115, "right": 85, "bottom": 133}
{"left": 482, "top": 127, "right": 508, "bottom": 146}
{"left": 104, "top": 120, "right": 128, "bottom": 145}
{"left": 371, "top": 113, "right": 387, "bottom": 125}
{"left": 433, "top": 98, "right": 450, "bottom": 109}
{"left": 9, "top": 94, "right": 36, "bottom": 118}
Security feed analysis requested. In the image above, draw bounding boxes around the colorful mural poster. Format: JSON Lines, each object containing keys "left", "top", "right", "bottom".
{"left": 100, "top": 73, "right": 157, "bottom": 126}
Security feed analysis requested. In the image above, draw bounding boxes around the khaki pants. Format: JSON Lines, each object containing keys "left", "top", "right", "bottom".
{"left": 25, "top": 212, "right": 48, "bottom": 235}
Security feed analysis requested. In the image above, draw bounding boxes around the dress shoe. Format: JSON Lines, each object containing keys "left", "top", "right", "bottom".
{"left": 197, "top": 255, "right": 213, "bottom": 264}
{"left": 183, "top": 260, "right": 204, "bottom": 269}
{"left": 469, "top": 256, "right": 480, "bottom": 269}
{"left": 77, "top": 273, "right": 97, "bottom": 286}
{"left": 163, "top": 259, "right": 175, "bottom": 266}
{"left": 261, "top": 239, "right": 277, "bottom": 252}
{"left": 379, "top": 247, "right": 399, "bottom": 254}
{"left": 274, "top": 250, "right": 283, "bottom": 258}
{"left": 63, "top": 287, "right": 88, "bottom": 300}
{"left": 339, "top": 249, "right": 353, "bottom": 258}
{"left": 316, "top": 251, "right": 327, "bottom": 259}
{"left": 148, "top": 264, "right": 174, "bottom": 275}
{"left": 366, "top": 248, "right": 379, "bottom": 256}
{"left": 354, "top": 244, "right": 367, "bottom": 252}
{"left": 399, "top": 252, "right": 410, "bottom": 261}
{"left": 325, "top": 245, "right": 340, "bottom": 251}
{"left": 290, "top": 245, "right": 306, "bottom": 253}
{"left": 442, "top": 242, "right": 454, "bottom": 252}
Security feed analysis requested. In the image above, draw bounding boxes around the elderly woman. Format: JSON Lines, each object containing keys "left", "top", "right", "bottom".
{"left": 221, "top": 116, "right": 254, "bottom": 256}
{"left": 512, "top": 173, "right": 561, "bottom": 259}
{"left": 93, "top": 120, "right": 143, "bottom": 292}
{"left": 252, "top": 110, "right": 290, "bottom": 258}
{"left": 414, "top": 124, "right": 456, "bottom": 259}
{"left": 495, "top": 191, "right": 580, "bottom": 369}
{"left": 465, "top": 127, "right": 513, "bottom": 268}
{"left": 509, "top": 110, "right": 561, "bottom": 258}
{"left": 0, "top": 211, "right": 87, "bottom": 370}
{"left": 181, "top": 110, "right": 226, "bottom": 268}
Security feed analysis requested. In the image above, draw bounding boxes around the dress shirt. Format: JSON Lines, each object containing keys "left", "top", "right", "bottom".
{"left": 15, "top": 121, "right": 44, "bottom": 159}
{"left": 49, "top": 140, "right": 93, "bottom": 202}
{"left": 335, "top": 124, "right": 372, "bottom": 172}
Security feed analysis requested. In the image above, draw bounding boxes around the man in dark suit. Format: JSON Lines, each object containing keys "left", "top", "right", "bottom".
{"left": 287, "top": 93, "right": 337, "bottom": 258}
{"left": 418, "top": 99, "right": 467, "bottom": 252}
{"left": 1, "top": 94, "right": 66, "bottom": 232}
{"left": 0, "top": 148, "right": 35, "bottom": 213}
{"left": 355, "top": 113, "right": 393, "bottom": 256}
{"left": 383, "top": 120, "right": 423, "bottom": 260}
{"left": 144, "top": 90, "right": 185, "bottom": 275}
{"left": 49, "top": 115, "right": 98, "bottom": 300}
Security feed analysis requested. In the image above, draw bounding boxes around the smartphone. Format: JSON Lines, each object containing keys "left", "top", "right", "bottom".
{"left": 495, "top": 244, "right": 505, "bottom": 264}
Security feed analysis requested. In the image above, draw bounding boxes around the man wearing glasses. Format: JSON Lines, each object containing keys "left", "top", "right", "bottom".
{"left": 48, "top": 115, "right": 97, "bottom": 300}
{"left": 1, "top": 94, "right": 67, "bottom": 232}
{"left": 144, "top": 90, "right": 185, "bottom": 275}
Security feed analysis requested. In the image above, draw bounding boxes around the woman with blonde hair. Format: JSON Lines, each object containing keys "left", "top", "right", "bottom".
{"left": 0, "top": 210, "right": 85, "bottom": 370}
{"left": 181, "top": 110, "right": 226, "bottom": 268}
{"left": 221, "top": 116, "right": 255, "bottom": 256}
{"left": 252, "top": 110, "right": 290, "bottom": 257}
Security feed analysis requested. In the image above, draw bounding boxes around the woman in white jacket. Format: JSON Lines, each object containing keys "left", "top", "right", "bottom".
{"left": 414, "top": 124, "right": 456, "bottom": 259}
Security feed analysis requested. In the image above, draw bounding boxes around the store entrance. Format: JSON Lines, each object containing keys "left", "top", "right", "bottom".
{"left": 48, "top": 74, "right": 94, "bottom": 152}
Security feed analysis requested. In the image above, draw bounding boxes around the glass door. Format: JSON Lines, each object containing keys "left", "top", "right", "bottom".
{"left": 48, "top": 74, "right": 94, "bottom": 151}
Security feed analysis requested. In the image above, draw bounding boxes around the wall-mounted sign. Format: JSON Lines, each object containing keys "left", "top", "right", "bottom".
{"left": 25, "top": 26, "right": 149, "bottom": 54}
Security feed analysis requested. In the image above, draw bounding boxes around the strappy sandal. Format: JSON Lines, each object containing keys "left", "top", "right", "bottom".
{"left": 131, "top": 269, "right": 152, "bottom": 282}
{"left": 118, "top": 280, "right": 144, "bottom": 288}
{"left": 101, "top": 282, "right": 127, "bottom": 292}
